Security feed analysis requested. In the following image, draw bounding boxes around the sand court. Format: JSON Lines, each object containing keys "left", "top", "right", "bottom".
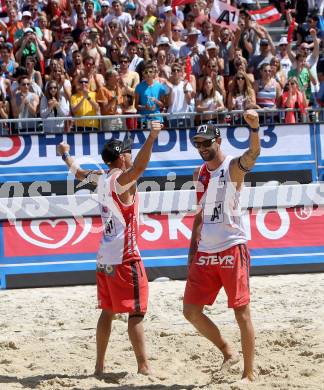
{"left": 0, "top": 273, "right": 323, "bottom": 390}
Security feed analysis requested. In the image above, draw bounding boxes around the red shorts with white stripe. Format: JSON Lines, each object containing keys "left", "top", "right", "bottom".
{"left": 96, "top": 260, "right": 148, "bottom": 314}
{"left": 184, "top": 244, "right": 250, "bottom": 309}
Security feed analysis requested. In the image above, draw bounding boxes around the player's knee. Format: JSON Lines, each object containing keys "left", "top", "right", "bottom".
{"left": 234, "top": 305, "right": 251, "bottom": 324}
{"left": 183, "top": 304, "right": 202, "bottom": 323}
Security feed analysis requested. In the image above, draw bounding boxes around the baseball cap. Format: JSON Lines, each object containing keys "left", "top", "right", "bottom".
{"left": 278, "top": 36, "right": 288, "bottom": 45}
{"left": 125, "top": 2, "right": 136, "bottom": 10}
{"left": 157, "top": 36, "right": 171, "bottom": 46}
{"left": 205, "top": 41, "right": 217, "bottom": 50}
{"left": 101, "top": 1, "right": 109, "bottom": 6}
{"left": 187, "top": 28, "right": 200, "bottom": 36}
{"left": 260, "top": 38, "right": 269, "bottom": 46}
{"left": 23, "top": 27, "right": 34, "bottom": 34}
{"left": 22, "top": 11, "right": 32, "bottom": 18}
{"left": 192, "top": 124, "right": 221, "bottom": 140}
{"left": 162, "top": 5, "right": 172, "bottom": 13}
{"left": 101, "top": 138, "right": 133, "bottom": 163}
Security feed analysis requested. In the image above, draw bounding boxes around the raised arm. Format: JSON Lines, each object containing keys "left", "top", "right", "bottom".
{"left": 117, "top": 121, "right": 162, "bottom": 187}
{"left": 57, "top": 142, "right": 103, "bottom": 186}
{"left": 229, "top": 110, "right": 261, "bottom": 189}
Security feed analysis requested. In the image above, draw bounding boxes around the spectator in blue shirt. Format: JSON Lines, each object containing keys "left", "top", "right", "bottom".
{"left": 135, "top": 62, "right": 168, "bottom": 128}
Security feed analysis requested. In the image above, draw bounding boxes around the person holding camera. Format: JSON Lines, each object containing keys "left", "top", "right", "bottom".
{"left": 40, "top": 80, "right": 70, "bottom": 133}
{"left": 70, "top": 75, "right": 100, "bottom": 131}
{"left": 15, "top": 29, "right": 44, "bottom": 67}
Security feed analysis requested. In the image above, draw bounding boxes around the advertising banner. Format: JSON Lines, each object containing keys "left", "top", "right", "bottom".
{"left": 0, "top": 124, "right": 317, "bottom": 184}
{"left": 1, "top": 207, "right": 324, "bottom": 288}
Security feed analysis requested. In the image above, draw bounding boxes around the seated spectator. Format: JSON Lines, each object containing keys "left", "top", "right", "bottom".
{"left": 196, "top": 75, "right": 224, "bottom": 124}
{"left": 40, "top": 80, "right": 70, "bottom": 133}
{"left": 70, "top": 76, "right": 100, "bottom": 131}
{"left": 254, "top": 63, "right": 281, "bottom": 109}
{"left": 280, "top": 77, "right": 307, "bottom": 124}
{"left": 270, "top": 56, "right": 286, "bottom": 90}
{"left": 13, "top": 76, "right": 39, "bottom": 133}
{"left": 227, "top": 71, "right": 257, "bottom": 111}
{"left": 167, "top": 63, "right": 194, "bottom": 129}
{"left": 96, "top": 69, "right": 124, "bottom": 131}
{"left": 135, "top": 62, "right": 168, "bottom": 128}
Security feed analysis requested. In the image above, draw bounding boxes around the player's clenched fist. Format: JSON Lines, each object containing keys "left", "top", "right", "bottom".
{"left": 149, "top": 121, "right": 163, "bottom": 140}
{"left": 243, "top": 109, "right": 260, "bottom": 129}
{"left": 57, "top": 142, "right": 70, "bottom": 156}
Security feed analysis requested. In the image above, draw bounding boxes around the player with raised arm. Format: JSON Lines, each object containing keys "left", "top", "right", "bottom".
{"left": 183, "top": 110, "right": 261, "bottom": 383}
{"left": 57, "top": 121, "right": 162, "bottom": 377}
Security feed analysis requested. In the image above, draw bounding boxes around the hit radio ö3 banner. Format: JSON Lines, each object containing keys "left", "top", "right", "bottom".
{"left": 1, "top": 207, "right": 324, "bottom": 288}
{"left": 0, "top": 124, "right": 319, "bottom": 183}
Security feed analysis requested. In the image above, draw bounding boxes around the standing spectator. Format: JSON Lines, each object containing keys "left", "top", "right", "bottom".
{"left": 118, "top": 54, "right": 139, "bottom": 130}
{"left": 70, "top": 75, "right": 100, "bottom": 131}
{"left": 248, "top": 38, "right": 274, "bottom": 80}
{"left": 50, "top": 64, "right": 72, "bottom": 100}
{"left": 0, "top": 43, "right": 17, "bottom": 78}
{"left": 107, "top": 44, "right": 122, "bottom": 71}
{"left": 37, "top": 13, "right": 53, "bottom": 58}
{"left": 228, "top": 71, "right": 257, "bottom": 111}
{"left": 255, "top": 63, "right": 281, "bottom": 109}
{"left": 238, "top": 10, "right": 261, "bottom": 61}
{"left": 157, "top": 49, "right": 171, "bottom": 79}
{"left": 280, "top": 77, "right": 307, "bottom": 124}
{"left": 135, "top": 62, "right": 168, "bottom": 128}
{"left": 6, "top": 7, "right": 23, "bottom": 45}
{"left": 0, "top": 87, "right": 10, "bottom": 130}
{"left": 270, "top": 56, "right": 286, "bottom": 90}
{"left": 96, "top": 69, "right": 125, "bottom": 131}
{"left": 13, "top": 76, "right": 39, "bottom": 132}
{"left": 198, "top": 58, "right": 226, "bottom": 102}
{"left": 277, "top": 36, "right": 292, "bottom": 79}
{"left": 288, "top": 54, "right": 316, "bottom": 102}
{"left": 105, "top": 0, "right": 132, "bottom": 33}
{"left": 40, "top": 80, "right": 70, "bottom": 132}
{"left": 167, "top": 63, "right": 194, "bottom": 129}
{"left": 218, "top": 27, "right": 236, "bottom": 87}
{"left": 196, "top": 75, "right": 224, "bottom": 124}
{"left": 179, "top": 28, "right": 205, "bottom": 76}
{"left": 82, "top": 55, "right": 105, "bottom": 92}
{"left": 84, "top": 0, "right": 98, "bottom": 29}
{"left": 25, "top": 55, "right": 43, "bottom": 91}
{"left": 15, "top": 29, "right": 44, "bottom": 67}
{"left": 198, "top": 20, "right": 213, "bottom": 45}
{"left": 127, "top": 41, "right": 143, "bottom": 72}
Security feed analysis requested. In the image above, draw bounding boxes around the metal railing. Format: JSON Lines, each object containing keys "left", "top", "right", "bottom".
{"left": 0, "top": 108, "right": 323, "bottom": 135}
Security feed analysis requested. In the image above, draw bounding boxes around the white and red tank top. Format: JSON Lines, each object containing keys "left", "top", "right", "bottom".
{"left": 196, "top": 156, "right": 247, "bottom": 253}
{"left": 96, "top": 169, "right": 141, "bottom": 265}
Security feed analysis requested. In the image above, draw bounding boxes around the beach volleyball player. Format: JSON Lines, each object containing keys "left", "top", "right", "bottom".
{"left": 183, "top": 110, "right": 261, "bottom": 383}
{"left": 57, "top": 121, "right": 162, "bottom": 376}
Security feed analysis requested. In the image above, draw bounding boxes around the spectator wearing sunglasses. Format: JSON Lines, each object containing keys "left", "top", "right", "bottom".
{"left": 227, "top": 71, "right": 257, "bottom": 112}
{"left": 280, "top": 77, "right": 307, "bottom": 124}
{"left": 135, "top": 62, "right": 168, "bottom": 128}
{"left": 13, "top": 76, "right": 39, "bottom": 132}
{"left": 70, "top": 75, "right": 100, "bottom": 131}
{"left": 168, "top": 23, "right": 186, "bottom": 59}
{"left": 167, "top": 64, "right": 194, "bottom": 129}
{"left": 254, "top": 63, "right": 281, "bottom": 109}
{"left": 40, "top": 80, "right": 70, "bottom": 132}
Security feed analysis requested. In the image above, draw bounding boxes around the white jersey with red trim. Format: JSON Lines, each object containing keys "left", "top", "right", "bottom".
{"left": 196, "top": 156, "right": 247, "bottom": 253}
{"left": 96, "top": 169, "right": 141, "bottom": 265}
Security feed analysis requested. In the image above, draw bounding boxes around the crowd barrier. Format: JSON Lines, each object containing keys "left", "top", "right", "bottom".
{"left": 0, "top": 108, "right": 323, "bottom": 135}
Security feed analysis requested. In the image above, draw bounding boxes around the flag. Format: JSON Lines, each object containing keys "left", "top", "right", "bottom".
{"left": 249, "top": 5, "right": 281, "bottom": 25}
{"left": 287, "top": 18, "right": 296, "bottom": 43}
{"left": 185, "top": 56, "right": 192, "bottom": 82}
{"left": 210, "top": 0, "right": 239, "bottom": 31}
{"left": 171, "top": 0, "right": 195, "bottom": 7}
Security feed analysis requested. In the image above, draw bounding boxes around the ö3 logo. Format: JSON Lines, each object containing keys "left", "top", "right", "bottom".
{"left": 0, "top": 136, "right": 32, "bottom": 165}
{"left": 14, "top": 218, "right": 93, "bottom": 249}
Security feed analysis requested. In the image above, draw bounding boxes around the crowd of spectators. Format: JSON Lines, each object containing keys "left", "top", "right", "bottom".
{"left": 0, "top": 0, "right": 323, "bottom": 133}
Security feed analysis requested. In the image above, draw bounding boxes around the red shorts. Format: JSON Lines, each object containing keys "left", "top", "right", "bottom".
{"left": 184, "top": 244, "right": 250, "bottom": 309}
{"left": 96, "top": 260, "right": 148, "bottom": 314}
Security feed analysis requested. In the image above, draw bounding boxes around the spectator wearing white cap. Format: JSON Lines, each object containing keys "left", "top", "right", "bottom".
{"left": 14, "top": 11, "right": 44, "bottom": 51}
{"left": 277, "top": 36, "right": 292, "bottom": 78}
{"left": 202, "top": 41, "right": 224, "bottom": 75}
{"left": 179, "top": 28, "right": 205, "bottom": 76}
